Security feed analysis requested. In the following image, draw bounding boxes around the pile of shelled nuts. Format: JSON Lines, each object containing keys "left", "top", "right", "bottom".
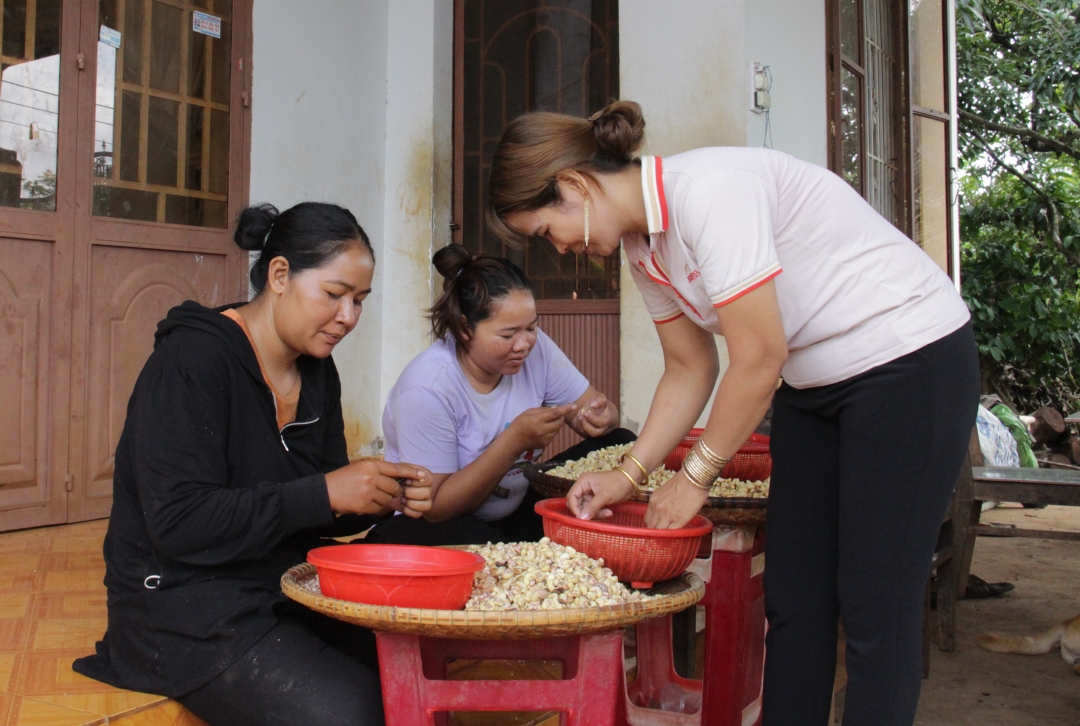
{"left": 547, "top": 444, "right": 674, "bottom": 488}
{"left": 463, "top": 538, "right": 650, "bottom": 611}
{"left": 547, "top": 444, "right": 769, "bottom": 499}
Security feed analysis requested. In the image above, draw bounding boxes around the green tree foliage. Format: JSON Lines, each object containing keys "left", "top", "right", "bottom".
{"left": 957, "top": 0, "right": 1080, "bottom": 411}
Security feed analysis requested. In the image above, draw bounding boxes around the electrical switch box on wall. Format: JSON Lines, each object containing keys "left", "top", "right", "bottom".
{"left": 751, "top": 61, "right": 771, "bottom": 113}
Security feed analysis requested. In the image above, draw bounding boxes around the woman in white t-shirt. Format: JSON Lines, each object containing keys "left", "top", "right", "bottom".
{"left": 486, "top": 101, "right": 979, "bottom": 726}
{"left": 372, "top": 244, "right": 633, "bottom": 546}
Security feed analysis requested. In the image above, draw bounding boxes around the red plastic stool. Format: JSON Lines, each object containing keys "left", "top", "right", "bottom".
{"left": 376, "top": 629, "right": 625, "bottom": 725}
{"left": 621, "top": 526, "right": 767, "bottom": 726}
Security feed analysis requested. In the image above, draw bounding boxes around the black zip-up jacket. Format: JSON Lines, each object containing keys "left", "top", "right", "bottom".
{"left": 73, "top": 301, "right": 376, "bottom": 697}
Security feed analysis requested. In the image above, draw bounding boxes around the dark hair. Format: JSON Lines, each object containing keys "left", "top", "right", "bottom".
{"left": 234, "top": 202, "right": 374, "bottom": 295}
{"left": 487, "top": 100, "right": 646, "bottom": 245}
{"left": 429, "top": 244, "right": 532, "bottom": 348}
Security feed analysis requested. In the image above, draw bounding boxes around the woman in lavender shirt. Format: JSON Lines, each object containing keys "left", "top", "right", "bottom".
{"left": 370, "top": 244, "right": 633, "bottom": 545}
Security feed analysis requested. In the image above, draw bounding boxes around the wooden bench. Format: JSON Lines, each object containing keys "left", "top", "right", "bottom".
{"left": 955, "top": 465, "right": 1080, "bottom": 589}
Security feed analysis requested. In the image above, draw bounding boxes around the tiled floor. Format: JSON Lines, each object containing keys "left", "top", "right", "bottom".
{"left": 0, "top": 519, "right": 207, "bottom": 726}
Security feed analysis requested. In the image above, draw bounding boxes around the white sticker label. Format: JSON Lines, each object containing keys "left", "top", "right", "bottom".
{"left": 99, "top": 25, "right": 121, "bottom": 49}
{"left": 192, "top": 11, "right": 222, "bottom": 39}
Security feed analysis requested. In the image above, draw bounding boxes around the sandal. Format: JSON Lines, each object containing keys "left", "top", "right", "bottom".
{"left": 964, "top": 574, "right": 1015, "bottom": 599}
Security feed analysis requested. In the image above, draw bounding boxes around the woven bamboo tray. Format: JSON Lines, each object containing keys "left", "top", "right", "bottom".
{"left": 281, "top": 563, "right": 704, "bottom": 639}
{"left": 524, "top": 462, "right": 768, "bottom": 526}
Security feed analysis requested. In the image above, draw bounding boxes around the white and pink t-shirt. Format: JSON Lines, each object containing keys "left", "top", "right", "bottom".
{"left": 625, "top": 149, "right": 971, "bottom": 388}
{"left": 382, "top": 331, "right": 589, "bottom": 520}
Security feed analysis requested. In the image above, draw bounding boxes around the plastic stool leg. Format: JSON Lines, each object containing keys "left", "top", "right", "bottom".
{"left": 701, "top": 549, "right": 752, "bottom": 726}
{"left": 376, "top": 633, "right": 436, "bottom": 726}
{"left": 567, "top": 631, "right": 623, "bottom": 725}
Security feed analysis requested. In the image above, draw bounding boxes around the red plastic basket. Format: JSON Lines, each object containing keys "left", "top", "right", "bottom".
{"left": 535, "top": 499, "right": 713, "bottom": 589}
{"left": 307, "top": 544, "right": 485, "bottom": 610}
{"left": 663, "top": 430, "right": 772, "bottom": 481}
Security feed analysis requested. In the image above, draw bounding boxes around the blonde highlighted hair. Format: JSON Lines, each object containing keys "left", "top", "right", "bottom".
{"left": 486, "top": 100, "right": 646, "bottom": 246}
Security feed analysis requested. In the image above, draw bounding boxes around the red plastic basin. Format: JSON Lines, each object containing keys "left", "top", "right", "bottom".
{"left": 535, "top": 499, "right": 713, "bottom": 589}
{"left": 306, "top": 544, "right": 485, "bottom": 610}
{"left": 663, "top": 430, "right": 772, "bottom": 481}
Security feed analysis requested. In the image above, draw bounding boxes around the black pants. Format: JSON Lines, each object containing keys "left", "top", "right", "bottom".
{"left": 177, "top": 606, "right": 383, "bottom": 726}
{"left": 365, "top": 428, "right": 637, "bottom": 546}
{"left": 762, "top": 323, "right": 979, "bottom": 726}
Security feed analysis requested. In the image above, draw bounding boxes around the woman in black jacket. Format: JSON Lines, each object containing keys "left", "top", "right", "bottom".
{"left": 74, "top": 202, "right": 433, "bottom": 726}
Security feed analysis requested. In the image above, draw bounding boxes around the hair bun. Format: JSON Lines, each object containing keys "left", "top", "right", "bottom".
{"left": 433, "top": 244, "right": 474, "bottom": 287}
{"left": 234, "top": 203, "right": 280, "bottom": 251}
{"left": 591, "top": 100, "right": 645, "bottom": 160}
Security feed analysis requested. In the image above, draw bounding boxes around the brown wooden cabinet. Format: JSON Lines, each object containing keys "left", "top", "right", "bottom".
{"left": 0, "top": 0, "right": 249, "bottom": 532}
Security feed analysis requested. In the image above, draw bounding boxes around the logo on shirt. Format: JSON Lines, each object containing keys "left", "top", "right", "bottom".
{"left": 684, "top": 263, "right": 700, "bottom": 283}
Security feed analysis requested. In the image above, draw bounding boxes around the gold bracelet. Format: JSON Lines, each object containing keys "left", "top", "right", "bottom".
{"left": 614, "top": 465, "right": 643, "bottom": 493}
{"left": 694, "top": 439, "right": 730, "bottom": 471}
{"left": 680, "top": 449, "right": 719, "bottom": 491}
{"left": 622, "top": 453, "right": 649, "bottom": 481}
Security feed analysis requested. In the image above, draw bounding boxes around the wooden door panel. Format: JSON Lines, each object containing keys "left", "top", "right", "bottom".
{"left": 71, "top": 243, "right": 229, "bottom": 520}
{"left": 537, "top": 300, "right": 620, "bottom": 460}
{"left": 0, "top": 235, "right": 64, "bottom": 525}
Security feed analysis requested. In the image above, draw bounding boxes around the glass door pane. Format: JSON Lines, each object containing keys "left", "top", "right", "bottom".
{"left": 910, "top": 0, "right": 945, "bottom": 112}
{"left": 0, "top": 0, "right": 63, "bottom": 211}
{"left": 93, "top": 0, "right": 231, "bottom": 227}
{"left": 912, "top": 115, "right": 948, "bottom": 272}
{"left": 840, "top": 66, "right": 863, "bottom": 192}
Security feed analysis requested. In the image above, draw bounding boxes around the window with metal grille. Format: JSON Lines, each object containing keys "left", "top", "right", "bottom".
{"left": 826, "top": 0, "right": 954, "bottom": 276}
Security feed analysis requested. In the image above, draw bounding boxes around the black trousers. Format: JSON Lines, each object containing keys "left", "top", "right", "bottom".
{"left": 177, "top": 606, "right": 383, "bottom": 726}
{"left": 365, "top": 428, "right": 637, "bottom": 546}
{"left": 762, "top": 323, "right": 979, "bottom": 726}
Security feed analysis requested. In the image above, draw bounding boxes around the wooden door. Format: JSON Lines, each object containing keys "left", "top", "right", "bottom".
{"left": 452, "top": 0, "right": 622, "bottom": 458}
{"left": 65, "top": 0, "right": 249, "bottom": 522}
{"left": 0, "top": 0, "right": 249, "bottom": 531}
{"left": 0, "top": 0, "right": 81, "bottom": 530}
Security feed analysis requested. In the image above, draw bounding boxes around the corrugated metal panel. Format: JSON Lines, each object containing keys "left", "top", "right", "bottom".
{"left": 536, "top": 305, "right": 621, "bottom": 460}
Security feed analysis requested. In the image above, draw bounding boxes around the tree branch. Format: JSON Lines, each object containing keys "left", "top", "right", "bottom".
{"left": 967, "top": 128, "right": 1080, "bottom": 269}
{"left": 960, "top": 109, "right": 1080, "bottom": 162}
{"left": 1067, "top": 107, "right": 1080, "bottom": 133}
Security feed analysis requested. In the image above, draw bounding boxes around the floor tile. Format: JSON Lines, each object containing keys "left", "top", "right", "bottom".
{"left": 33, "top": 593, "right": 108, "bottom": 620}
{"left": 0, "top": 571, "right": 41, "bottom": 594}
{"left": 0, "top": 654, "right": 15, "bottom": 692}
{"left": 0, "top": 595, "right": 32, "bottom": 620}
{"left": 31, "top": 691, "right": 165, "bottom": 719}
{"left": 0, "top": 554, "right": 44, "bottom": 574}
{"left": 0, "top": 620, "right": 28, "bottom": 654}
{"left": 47, "top": 537, "right": 106, "bottom": 556}
{"left": 0, "top": 530, "right": 52, "bottom": 555}
{"left": 0, "top": 691, "right": 11, "bottom": 726}
{"left": 40, "top": 571, "right": 105, "bottom": 593}
{"left": 43, "top": 554, "right": 105, "bottom": 573}
{"left": 16, "top": 653, "right": 116, "bottom": 697}
{"left": 30, "top": 619, "right": 108, "bottom": 652}
{"left": 109, "top": 700, "right": 209, "bottom": 726}
{"left": 8, "top": 695, "right": 103, "bottom": 726}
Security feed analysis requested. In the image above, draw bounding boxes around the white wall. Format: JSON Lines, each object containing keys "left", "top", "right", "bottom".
{"left": 251, "top": 0, "right": 451, "bottom": 457}
{"left": 745, "top": 0, "right": 828, "bottom": 165}
{"left": 617, "top": 0, "right": 829, "bottom": 433}
{"left": 618, "top": 0, "right": 749, "bottom": 431}
{"left": 378, "top": 0, "right": 454, "bottom": 435}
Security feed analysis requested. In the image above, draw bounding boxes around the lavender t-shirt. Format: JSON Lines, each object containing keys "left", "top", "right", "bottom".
{"left": 383, "top": 331, "right": 589, "bottom": 520}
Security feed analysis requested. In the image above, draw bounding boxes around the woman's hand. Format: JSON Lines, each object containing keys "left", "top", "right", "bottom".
{"left": 571, "top": 393, "right": 614, "bottom": 438}
{"left": 566, "top": 469, "right": 635, "bottom": 521}
{"left": 644, "top": 471, "right": 710, "bottom": 529}
{"left": 399, "top": 468, "right": 437, "bottom": 519}
{"left": 507, "top": 403, "right": 577, "bottom": 451}
{"left": 324, "top": 460, "right": 429, "bottom": 517}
